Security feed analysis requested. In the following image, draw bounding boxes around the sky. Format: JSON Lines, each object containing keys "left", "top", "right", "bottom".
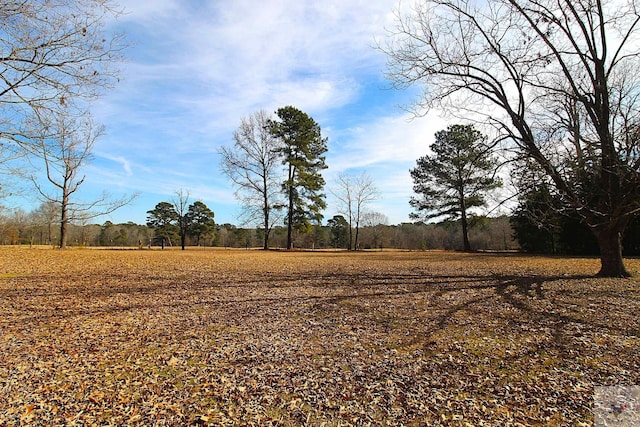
{"left": 55, "top": 0, "right": 453, "bottom": 226}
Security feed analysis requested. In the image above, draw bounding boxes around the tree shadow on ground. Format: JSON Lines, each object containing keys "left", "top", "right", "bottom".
{"left": 3, "top": 268, "right": 638, "bottom": 344}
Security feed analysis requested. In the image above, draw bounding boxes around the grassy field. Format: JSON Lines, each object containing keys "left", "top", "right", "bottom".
{"left": 0, "top": 247, "right": 639, "bottom": 426}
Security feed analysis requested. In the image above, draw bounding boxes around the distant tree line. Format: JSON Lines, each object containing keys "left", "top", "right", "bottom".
{"left": 6, "top": 199, "right": 640, "bottom": 256}
{"left": 0, "top": 206, "right": 520, "bottom": 251}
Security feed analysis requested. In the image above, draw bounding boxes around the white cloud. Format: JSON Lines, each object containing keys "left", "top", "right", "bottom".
{"left": 321, "top": 110, "right": 452, "bottom": 224}
{"left": 96, "top": 153, "right": 133, "bottom": 176}
{"left": 327, "top": 111, "right": 449, "bottom": 174}
{"left": 106, "top": 0, "right": 399, "bottom": 118}
{"left": 89, "top": 0, "right": 449, "bottom": 225}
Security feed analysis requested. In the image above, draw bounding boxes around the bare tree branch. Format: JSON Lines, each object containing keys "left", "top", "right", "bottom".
{"left": 382, "top": 0, "right": 640, "bottom": 276}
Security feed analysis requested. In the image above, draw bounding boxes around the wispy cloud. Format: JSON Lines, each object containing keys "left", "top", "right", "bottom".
{"left": 85, "top": 0, "right": 450, "bottom": 225}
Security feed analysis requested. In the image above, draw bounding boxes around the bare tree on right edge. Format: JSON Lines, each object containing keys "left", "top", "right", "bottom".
{"left": 220, "top": 110, "right": 284, "bottom": 250}
{"left": 382, "top": 0, "right": 640, "bottom": 276}
{"left": 332, "top": 172, "right": 379, "bottom": 250}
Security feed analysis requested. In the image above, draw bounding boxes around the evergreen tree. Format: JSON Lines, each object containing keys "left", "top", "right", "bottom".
{"left": 186, "top": 201, "right": 215, "bottom": 246}
{"left": 146, "top": 202, "right": 178, "bottom": 247}
{"left": 410, "top": 124, "right": 501, "bottom": 251}
{"left": 269, "top": 106, "right": 328, "bottom": 249}
{"left": 327, "top": 215, "right": 349, "bottom": 249}
{"left": 510, "top": 184, "right": 561, "bottom": 254}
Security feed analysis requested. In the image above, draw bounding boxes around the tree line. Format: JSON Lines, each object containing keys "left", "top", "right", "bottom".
{"left": 0, "top": 206, "right": 518, "bottom": 251}
{"left": 5, "top": 196, "right": 640, "bottom": 255}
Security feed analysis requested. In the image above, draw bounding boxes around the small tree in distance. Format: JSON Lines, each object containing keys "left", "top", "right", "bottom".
{"left": 146, "top": 198, "right": 215, "bottom": 249}
{"left": 332, "top": 172, "right": 378, "bottom": 250}
{"left": 146, "top": 202, "right": 178, "bottom": 248}
{"left": 186, "top": 201, "right": 216, "bottom": 246}
{"left": 327, "top": 215, "right": 349, "bottom": 249}
{"left": 410, "top": 124, "right": 502, "bottom": 252}
{"left": 362, "top": 211, "right": 389, "bottom": 250}
{"left": 172, "top": 189, "right": 190, "bottom": 250}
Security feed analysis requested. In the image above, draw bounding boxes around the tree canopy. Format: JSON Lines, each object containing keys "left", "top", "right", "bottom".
{"left": 410, "top": 124, "right": 501, "bottom": 251}
{"left": 146, "top": 200, "right": 216, "bottom": 249}
{"left": 268, "top": 106, "right": 328, "bottom": 250}
{"left": 146, "top": 202, "right": 178, "bottom": 247}
{"left": 0, "top": 0, "right": 123, "bottom": 154}
{"left": 186, "top": 201, "right": 216, "bottom": 246}
{"left": 327, "top": 215, "right": 349, "bottom": 249}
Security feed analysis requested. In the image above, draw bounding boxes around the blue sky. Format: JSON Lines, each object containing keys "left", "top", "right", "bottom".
{"left": 71, "top": 0, "right": 452, "bottom": 226}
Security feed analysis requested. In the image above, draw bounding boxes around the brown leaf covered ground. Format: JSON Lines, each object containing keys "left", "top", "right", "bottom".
{"left": 0, "top": 247, "right": 639, "bottom": 426}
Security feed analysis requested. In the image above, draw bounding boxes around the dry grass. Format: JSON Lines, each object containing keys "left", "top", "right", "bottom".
{"left": 1, "top": 247, "right": 639, "bottom": 426}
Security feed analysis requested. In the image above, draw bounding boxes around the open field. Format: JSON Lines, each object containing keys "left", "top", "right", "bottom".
{"left": 1, "top": 247, "right": 639, "bottom": 426}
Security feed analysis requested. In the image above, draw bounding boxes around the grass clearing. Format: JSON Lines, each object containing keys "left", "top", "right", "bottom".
{"left": 1, "top": 247, "right": 639, "bottom": 425}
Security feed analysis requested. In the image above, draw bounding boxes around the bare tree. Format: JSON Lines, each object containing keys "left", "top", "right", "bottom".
{"left": 220, "top": 110, "right": 284, "bottom": 250}
{"left": 32, "top": 200, "right": 61, "bottom": 246}
{"left": 332, "top": 172, "right": 379, "bottom": 250}
{"left": 27, "top": 111, "right": 134, "bottom": 248}
{"left": 172, "top": 189, "right": 190, "bottom": 250}
{"left": 362, "top": 211, "right": 389, "bottom": 250}
{"left": 0, "top": 0, "right": 124, "bottom": 149}
{"left": 382, "top": 0, "right": 640, "bottom": 276}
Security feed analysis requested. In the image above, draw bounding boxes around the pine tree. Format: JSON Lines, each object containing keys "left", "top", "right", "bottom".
{"left": 410, "top": 124, "right": 501, "bottom": 251}
{"left": 269, "top": 106, "right": 328, "bottom": 249}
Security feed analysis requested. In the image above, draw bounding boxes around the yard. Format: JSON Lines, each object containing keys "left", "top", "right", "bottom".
{"left": 1, "top": 247, "right": 638, "bottom": 426}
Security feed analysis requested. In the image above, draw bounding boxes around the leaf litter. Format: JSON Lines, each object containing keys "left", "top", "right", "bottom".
{"left": 0, "top": 248, "right": 639, "bottom": 426}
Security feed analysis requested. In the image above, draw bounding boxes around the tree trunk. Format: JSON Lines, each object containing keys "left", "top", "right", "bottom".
{"left": 286, "top": 202, "right": 293, "bottom": 250}
{"left": 354, "top": 220, "right": 360, "bottom": 251}
{"left": 263, "top": 228, "right": 270, "bottom": 251}
{"left": 59, "top": 213, "right": 68, "bottom": 249}
{"left": 593, "top": 225, "right": 631, "bottom": 277}
{"left": 263, "top": 174, "right": 270, "bottom": 250}
{"left": 286, "top": 165, "right": 294, "bottom": 250}
{"left": 460, "top": 194, "right": 471, "bottom": 252}
{"left": 263, "top": 201, "right": 270, "bottom": 250}
{"left": 59, "top": 196, "right": 68, "bottom": 249}
{"left": 461, "top": 213, "right": 471, "bottom": 252}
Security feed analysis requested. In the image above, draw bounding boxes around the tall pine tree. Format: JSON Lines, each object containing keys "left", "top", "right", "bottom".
{"left": 269, "top": 106, "right": 328, "bottom": 249}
